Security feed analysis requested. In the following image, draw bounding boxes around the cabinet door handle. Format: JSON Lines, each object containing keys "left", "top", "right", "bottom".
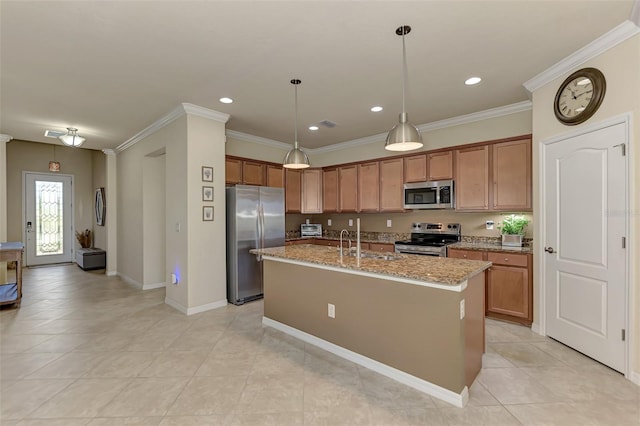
{"left": 545, "top": 247, "right": 555, "bottom": 253}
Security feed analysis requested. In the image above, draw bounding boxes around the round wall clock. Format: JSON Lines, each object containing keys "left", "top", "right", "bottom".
{"left": 553, "top": 67, "right": 606, "bottom": 125}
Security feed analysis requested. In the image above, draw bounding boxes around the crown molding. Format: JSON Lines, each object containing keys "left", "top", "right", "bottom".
{"left": 116, "top": 103, "right": 230, "bottom": 153}
{"left": 225, "top": 129, "right": 292, "bottom": 151}
{"left": 0, "top": 134, "right": 13, "bottom": 143}
{"left": 102, "top": 149, "right": 116, "bottom": 156}
{"left": 309, "top": 101, "right": 532, "bottom": 154}
{"left": 181, "top": 103, "right": 230, "bottom": 124}
{"left": 523, "top": 20, "right": 640, "bottom": 94}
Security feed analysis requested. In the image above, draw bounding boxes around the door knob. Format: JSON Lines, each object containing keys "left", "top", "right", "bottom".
{"left": 545, "top": 247, "right": 555, "bottom": 253}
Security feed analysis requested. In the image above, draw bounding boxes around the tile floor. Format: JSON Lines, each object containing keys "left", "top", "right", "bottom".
{"left": 0, "top": 265, "right": 638, "bottom": 425}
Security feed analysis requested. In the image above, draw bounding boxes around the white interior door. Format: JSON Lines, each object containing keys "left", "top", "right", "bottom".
{"left": 543, "top": 122, "right": 627, "bottom": 373}
{"left": 24, "top": 173, "right": 74, "bottom": 266}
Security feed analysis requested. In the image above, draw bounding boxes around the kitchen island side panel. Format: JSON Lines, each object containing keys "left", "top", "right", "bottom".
{"left": 263, "top": 260, "right": 470, "bottom": 393}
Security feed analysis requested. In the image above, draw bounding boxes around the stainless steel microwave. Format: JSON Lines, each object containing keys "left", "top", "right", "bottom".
{"left": 403, "top": 180, "right": 455, "bottom": 209}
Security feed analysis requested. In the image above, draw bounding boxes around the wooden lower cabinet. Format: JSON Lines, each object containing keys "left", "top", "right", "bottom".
{"left": 448, "top": 248, "right": 532, "bottom": 326}
{"left": 369, "top": 243, "right": 394, "bottom": 253}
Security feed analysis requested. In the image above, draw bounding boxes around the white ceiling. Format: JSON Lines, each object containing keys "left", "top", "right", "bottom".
{"left": 0, "top": 1, "right": 636, "bottom": 151}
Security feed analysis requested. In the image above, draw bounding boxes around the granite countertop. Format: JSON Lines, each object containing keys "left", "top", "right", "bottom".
{"left": 251, "top": 244, "right": 491, "bottom": 287}
{"left": 449, "top": 241, "right": 533, "bottom": 254}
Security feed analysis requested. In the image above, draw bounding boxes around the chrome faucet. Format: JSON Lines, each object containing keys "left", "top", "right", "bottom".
{"left": 339, "top": 229, "right": 349, "bottom": 263}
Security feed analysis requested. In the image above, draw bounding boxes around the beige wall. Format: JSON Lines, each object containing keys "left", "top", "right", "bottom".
{"left": 142, "top": 154, "right": 166, "bottom": 287}
{"left": 310, "top": 110, "right": 532, "bottom": 167}
{"left": 117, "top": 117, "right": 188, "bottom": 290}
{"left": 185, "top": 114, "right": 227, "bottom": 308}
{"left": 531, "top": 34, "right": 640, "bottom": 377}
{"left": 6, "top": 140, "right": 96, "bottom": 248}
{"left": 225, "top": 136, "right": 289, "bottom": 164}
{"left": 91, "top": 150, "right": 107, "bottom": 250}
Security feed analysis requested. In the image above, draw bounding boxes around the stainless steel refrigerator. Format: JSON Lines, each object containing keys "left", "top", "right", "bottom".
{"left": 226, "top": 185, "right": 285, "bottom": 305}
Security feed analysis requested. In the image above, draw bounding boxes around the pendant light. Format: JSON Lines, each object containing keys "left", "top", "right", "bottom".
{"left": 385, "top": 25, "right": 423, "bottom": 152}
{"left": 59, "top": 127, "right": 86, "bottom": 147}
{"left": 283, "top": 79, "right": 310, "bottom": 169}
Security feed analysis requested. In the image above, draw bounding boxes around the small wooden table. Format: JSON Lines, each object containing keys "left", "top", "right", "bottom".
{"left": 0, "top": 242, "right": 24, "bottom": 308}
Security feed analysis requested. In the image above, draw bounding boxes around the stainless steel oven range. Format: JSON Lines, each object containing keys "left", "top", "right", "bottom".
{"left": 394, "top": 222, "right": 461, "bottom": 257}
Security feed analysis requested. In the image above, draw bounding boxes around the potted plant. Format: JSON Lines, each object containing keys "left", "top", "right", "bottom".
{"left": 498, "top": 214, "right": 529, "bottom": 247}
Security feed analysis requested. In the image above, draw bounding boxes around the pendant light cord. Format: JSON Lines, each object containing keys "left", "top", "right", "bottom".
{"left": 294, "top": 83, "right": 299, "bottom": 149}
{"left": 402, "top": 30, "right": 407, "bottom": 115}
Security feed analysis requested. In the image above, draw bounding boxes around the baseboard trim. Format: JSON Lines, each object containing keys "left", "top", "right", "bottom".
{"left": 629, "top": 371, "right": 640, "bottom": 386}
{"left": 118, "top": 273, "right": 142, "bottom": 289}
{"left": 531, "top": 322, "right": 542, "bottom": 335}
{"left": 164, "top": 297, "right": 228, "bottom": 316}
{"left": 105, "top": 270, "right": 117, "bottom": 277}
{"left": 142, "top": 282, "right": 165, "bottom": 290}
{"left": 262, "top": 316, "right": 469, "bottom": 407}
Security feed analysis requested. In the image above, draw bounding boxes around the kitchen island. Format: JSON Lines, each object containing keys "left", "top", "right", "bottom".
{"left": 251, "top": 244, "right": 491, "bottom": 407}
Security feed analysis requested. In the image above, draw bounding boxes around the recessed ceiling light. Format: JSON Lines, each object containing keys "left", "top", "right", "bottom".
{"left": 371, "top": 106, "right": 383, "bottom": 112}
{"left": 308, "top": 125, "right": 319, "bottom": 131}
{"left": 465, "top": 77, "right": 482, "bottom": 86}
{"left": 219, "top": 97, "right": 233, "bottom": 104}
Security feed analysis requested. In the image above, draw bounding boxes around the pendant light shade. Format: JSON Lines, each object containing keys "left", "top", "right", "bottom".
{"left": 385, "top": 25, "right": 423, "bottom": 152}
{"left": 59, "top": 127, "right": 86, "bottom": 147}
{"left": 283, "top": 79, "right": 310, "bottom": 169}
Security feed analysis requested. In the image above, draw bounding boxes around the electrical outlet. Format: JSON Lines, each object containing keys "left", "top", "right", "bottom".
{"left": 348, "top": 219, "right": 353, "bottom": 227}
{"left": 486, "top": 220, "right": 494, "bottom": 230}
{"left": 328, "top": 303, "right": 335, "bottom": 318}
{"left": 327, "top": 219, "right": 332, "bottom": 226}
{"left": 171, "top": 273, "right": 178, "bottom": 285}
{"left": 387, "top": 219, "right": 392, "bottom": 228}
{"left": 175, "top": 222, "right": 181, "bottom": 232}
{"left": 460, "top": 299, "right": 465, "bottom": 319}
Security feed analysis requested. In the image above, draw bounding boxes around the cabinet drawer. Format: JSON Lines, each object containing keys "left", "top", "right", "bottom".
{"left": 448, "top": 249, "right": 484, "bottom": 261}
{"left": 487, "top": 252, "right": 528, "bottom": 267}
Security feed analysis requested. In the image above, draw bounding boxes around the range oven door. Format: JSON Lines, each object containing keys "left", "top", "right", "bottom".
{"left": 394, "top": 244, "right": 445, "bottom": 257}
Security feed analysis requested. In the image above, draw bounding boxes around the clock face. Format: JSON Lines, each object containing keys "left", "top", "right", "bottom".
{"left": 554, "top": 68, "right": 606, "bottom": 125}
{"left": 557, "top": 76, "right": 593, "bottom": 119}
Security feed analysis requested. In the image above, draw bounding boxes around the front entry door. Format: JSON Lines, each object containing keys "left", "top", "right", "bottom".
{"left": 24, "top": 173, "right": 74, "bottom": 266}
{"left": 543, "top": 121, "right": 627, "bottom": 373}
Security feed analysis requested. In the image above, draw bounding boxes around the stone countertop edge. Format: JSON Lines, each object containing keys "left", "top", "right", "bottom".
{"left": 286, "top": 236, "right": 398, "bottom": 244}
{"left": 251, "top": 245, "right": 491, "bottom": 291}
{"left": 448, "top": 241, "right": 533, "bottom": 254}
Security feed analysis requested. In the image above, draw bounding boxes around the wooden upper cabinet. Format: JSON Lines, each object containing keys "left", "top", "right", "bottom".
{"left": 225, "top": 158, "right": 243, "bottom": 185}
{"left": 379, "top": 158, "right": 404, "bottom": 212}
{"left": 338, "top": 165, "right": 358, "bottom": 212}
{"left": 455, "top": 145, "right": 490, "bottom": 210}
{"left": 266, "top": 165, "right": 284, "bottom": 188}
{"left": 358, "top": 162, "right": 380, "bottom": 212}
{"left": 302, "top": 169, "right": 323, "bottom": 214}
{"left": 322, "top": 168, "right": 339, "bottom": 213}
{"left": 404, "top": 154, "right": 427, "bottom": 182}
{"left": 242, "top": 160, "right": 265, "bottom": 186}
{"left": 285, "top": 169, "right": 302, "bottom": 213}
{"left": 428, "top": 151, "right": 453, "bottom": 181}
{"left": 492, "top": 138, "right": 532, "bottom": 211}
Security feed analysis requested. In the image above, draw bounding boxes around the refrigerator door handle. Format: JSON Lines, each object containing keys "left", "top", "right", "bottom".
{"left": 256, "top": 204, "right": 265, "bottom": 261}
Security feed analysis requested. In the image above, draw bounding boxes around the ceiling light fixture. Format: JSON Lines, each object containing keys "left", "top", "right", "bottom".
{"left": 385, "top": 25, "right": 423, "bottom": 152}
{"left": 58, "top": 127, "right": 85, "bottom": 147}
{"left": 308, "top": 125, "right": 319, "bottom": 131}
{"left": 283, "top": 79, "right": 310, "bottom": 169}
{"left": 465, "top": 77, "right": 482, "bottom": 85}
{"left": 371, "top": 106, "right": 383, "bottom": 112}
{"left": 219, "top": 97, "right": 233, "bottom": 104}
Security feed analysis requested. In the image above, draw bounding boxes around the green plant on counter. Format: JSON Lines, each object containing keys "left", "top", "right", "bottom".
{"left": 498, "top": 214, "right": 529, "bottom": 235}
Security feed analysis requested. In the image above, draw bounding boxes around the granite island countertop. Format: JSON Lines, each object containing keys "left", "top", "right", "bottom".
{"left": 449, "top": 241, "right": 533, "bottom": 254}
{"left": 251, "top": 244, "right": 491, "bottom": 289}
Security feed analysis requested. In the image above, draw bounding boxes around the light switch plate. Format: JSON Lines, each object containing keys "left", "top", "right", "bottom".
{"left": 387, "top": 219, "right": 392, "bottom": 228}
{"left": 327, "top": 219, "right": 332, "bottom": 226}
{"left": 328, "top": 303, "right": 335, "bottom": 318}
{"left": 348, "top": 219, "right": 353, "bottom": 227}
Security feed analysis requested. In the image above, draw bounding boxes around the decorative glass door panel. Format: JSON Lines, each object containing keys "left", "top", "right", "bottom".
{"left": 25, "top": 173, "right": 73, "bottom": 265}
